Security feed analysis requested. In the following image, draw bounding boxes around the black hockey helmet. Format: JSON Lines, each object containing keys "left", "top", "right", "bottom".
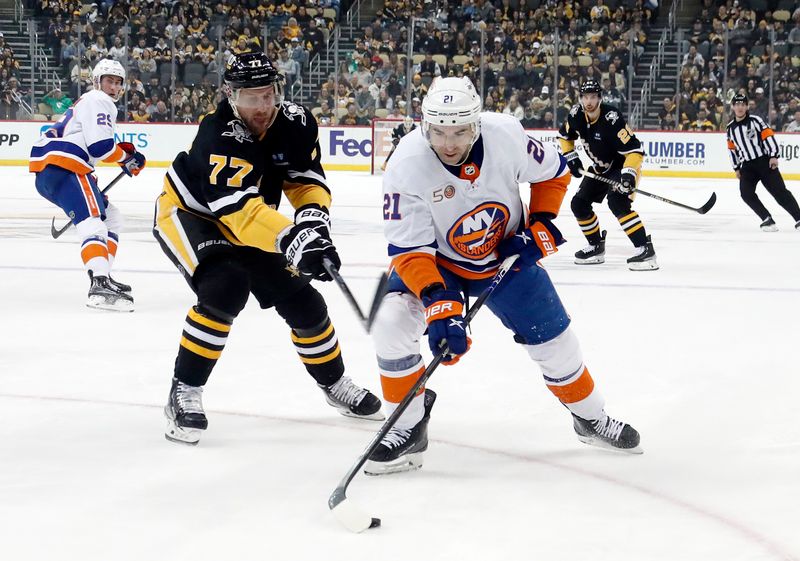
{"left": 223, "top": 51, "right": 282, "bottom": 89}
{"left": 731, "top": 92, "right": 748, "bottom": 105}
{"left": 579, "top": 79, "right": 602, "bottom": 95}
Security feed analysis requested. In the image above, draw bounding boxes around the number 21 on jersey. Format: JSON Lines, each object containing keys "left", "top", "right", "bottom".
{"left": 383, "top": 193, "right": 401, "bottom": 220}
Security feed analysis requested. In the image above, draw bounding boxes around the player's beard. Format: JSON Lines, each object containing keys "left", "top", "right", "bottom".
{"left": 241, "top": 106, "right": 277, "bottom": 136}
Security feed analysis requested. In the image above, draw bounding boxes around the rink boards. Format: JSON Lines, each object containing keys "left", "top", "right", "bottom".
{"left": 1, "top": 120, "right": 799, "bottom": 179}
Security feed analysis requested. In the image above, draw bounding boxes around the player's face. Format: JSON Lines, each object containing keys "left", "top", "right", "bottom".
{"left": 732, "top": 101, "right": 748, "bottom": 118}
{"left": 580, "top": 92, "right": 601, "bottom": 114}
{"left": 427, "top": 124, "right": 474, "bottom": 165}
{"left": 234, "top": 85, "right": 278, "bottom": 135}
{"left": 100, "top": 76, "right": 123, "bottom": 100}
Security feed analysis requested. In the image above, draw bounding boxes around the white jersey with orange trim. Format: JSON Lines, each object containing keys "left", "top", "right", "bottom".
{"left": 382, "top": 112, "right": 568, "bottom": 279}
{"left": 29, "top": 89, "right": 126, "bottom": 175}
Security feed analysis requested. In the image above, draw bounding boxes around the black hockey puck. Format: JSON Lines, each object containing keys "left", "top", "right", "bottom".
{"left": 369, "top": 517, "right": 381, "bottom": 528}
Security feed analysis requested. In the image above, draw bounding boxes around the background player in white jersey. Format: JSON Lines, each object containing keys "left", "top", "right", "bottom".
{"left": 365, "top": 77, "right": 641, "bottom": 475}
{"left": 29, "top": 59, "right": 146, "bottom": 311}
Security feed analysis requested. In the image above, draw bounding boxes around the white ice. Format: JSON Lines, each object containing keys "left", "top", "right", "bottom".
{"left": 1, "top": 167, "right": 798, "bottom": 561}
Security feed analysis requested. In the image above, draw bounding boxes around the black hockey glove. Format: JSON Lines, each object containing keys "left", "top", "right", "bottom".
{"left": 497, "top": 217, "right": 565, "bottom": 267}
{"left": 295, "top": 204, "right": 332, "bottom": 242}
{"left": 564, "top": 151, "right": 583, "bottom": 178}
{"left": 279, "top": 224, "right": 341, "bottom": 281}
{"left": 618, "top": 168, "right": 638, "bottom": 195}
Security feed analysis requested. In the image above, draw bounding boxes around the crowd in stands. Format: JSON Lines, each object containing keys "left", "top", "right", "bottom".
{"left": 314, "top": 0, "right": 656, "bottom": 128}
{"left": 0, "top": 31, "right": 28, "bottom": 119}
{"left": 662, "top": 0, "right": 800, "bottom": 131}
{"left": 2, "top": 0, "right": 799, "bottom": 133}
{"left": 29, "top": 0, "right": 343, "bottom": 121}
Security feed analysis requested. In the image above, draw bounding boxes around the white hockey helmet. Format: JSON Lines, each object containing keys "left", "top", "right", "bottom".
{"left": 421, "top": 77, "right": 482, "bottom": 147}
{"left": 92, "top": 59, "right": 126, "bottom": 96}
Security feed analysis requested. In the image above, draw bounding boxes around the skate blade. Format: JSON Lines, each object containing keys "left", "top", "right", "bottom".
{"left": 576, "top": 434, "right": 643, "bottom": 455}
{"left": 363, "top": 452, "right": 424, "bottom": 476}
{"left": 760, "top": 226, "right": 778, "bottom": 232}
{"left": 628, "top": 259, "right": 659, "bottom": 271}
{"left": 164, "top": 422, "right": 202, "bottom": 445}
{"left": 574, "top": 256, "right": 605, "bottom": 265}
{"left": 337, "top": 408, "right": 386, "bottom": 421}
{"left": 86, "top": 297, "right": 134, "bottom": 312}
{"left": 164, "top": 406, "right": 203, "bottom": 445}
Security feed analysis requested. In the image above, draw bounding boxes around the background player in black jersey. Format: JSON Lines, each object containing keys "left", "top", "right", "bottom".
{"left": 559, "top": 80, "right": 658, "bottom": 271}
{"left": 153, "top": 52, "right": 383, "bottom": 445}
{"left": 380, "top": 116, "right": 416, "bottom": 171}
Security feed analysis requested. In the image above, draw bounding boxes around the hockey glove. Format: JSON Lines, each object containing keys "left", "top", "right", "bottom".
{"left": 295, "top": 204, "right": 332, "bottom": 243}
{"left": 117, "top": 141, "right": 146, "bottom": 177}
{"left": 497, "top": 218, "right": 565, "bottom": 267}
{"left": 278, "top": 224, "right": 341, "bottom": 281}
{"left": 617, "top": 168, "right": 638, "bottom": 195}
{"left": 421, "top": 286, "right": 471, "bottom": 366}
{"left": 564, "top": 151, "right": 584, "bottom": 178}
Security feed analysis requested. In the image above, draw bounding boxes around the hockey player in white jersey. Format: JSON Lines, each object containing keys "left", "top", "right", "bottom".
{"left": 366, "top": 77, "right": 641, "bottom": 475}
{"left": 30, "top": 59, "right": 146, "bottom": 311}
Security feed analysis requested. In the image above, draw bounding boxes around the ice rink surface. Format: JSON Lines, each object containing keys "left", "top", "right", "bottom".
{"left": 1, "top": 166, "right": 798, "bottom": 561}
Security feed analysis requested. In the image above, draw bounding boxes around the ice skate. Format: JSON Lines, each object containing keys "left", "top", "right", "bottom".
{"left": 108, "top": 276, "right": 132, "bottom": 293}
{"left": 627, "top": 235, "right": 658, "bottom": 271}
{"left": 320, "top": 375, "right": 384, "bottom": 420}
{"left": 86, "top": 272, "right": 134, "bottom": 312}
{"left": 364, "top": 389, "right": 437, "bottom": 475}
{"left": 760, "top": 217, "right": 778, "bottom": 232}
{"left": 795, "top": 219, "right": 800, "bottom": 230}
{"left": 574, "top": 230, "right": 606, "bottom": 264}
{"left": 164, "top": 378, "right": 208, "bottom": 445}
{"left": 573, "top": 412, "right": 642, "bottom": 454}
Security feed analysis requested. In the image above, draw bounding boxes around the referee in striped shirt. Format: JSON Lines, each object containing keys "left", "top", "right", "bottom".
{"left": 726, "top": 93, "right": 800, "bottom": 231}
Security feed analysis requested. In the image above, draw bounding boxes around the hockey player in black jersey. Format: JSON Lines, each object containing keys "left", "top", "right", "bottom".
{"left": 380, "top": 116, "right": 416, "bottom": 171}
{"left": 153, "top": 52, "right": 383, "bottom": 445}
{"left": 559, "top": 80, "right": 658, "bottom": 270}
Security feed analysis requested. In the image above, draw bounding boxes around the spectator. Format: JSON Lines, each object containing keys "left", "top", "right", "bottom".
{"left": 0, "top": 86, "right": 18, "bottom": 120}
{"left": 340, "top": 102, "right": 367, "bottom": 125}
{"left": 138, "top": 49, "right": 157, "bottom": 74}
{"left": 131, "top": 105, "right": 151, "bottom": 123}
{"left": 42, "top": 87, "right": 72, "bottom": 115}
{"left": 784, "top": 111, "right": 800, "bottom": 133}
{"left": 277, "top": 49, "right": 300, "bottom": 86}
{"left": 304, "top": 18, "right": 325, "bottom": 57}
{"left": 151, "top": 100, "right": 170, "bottom": 122}
{"left": 503, "top": 95, "right": 524, "bottom": 120}
{"left": 317, "top": 100, "right": 336, "bottom": 125}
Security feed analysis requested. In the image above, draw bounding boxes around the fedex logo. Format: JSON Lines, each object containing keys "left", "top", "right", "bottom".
{"left": 329, "top": 130, "right": 371, "bottom": 157}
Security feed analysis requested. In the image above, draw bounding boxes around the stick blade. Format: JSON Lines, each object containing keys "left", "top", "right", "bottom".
{"left": 50, "top": 217, "right": 61, "bottom": 239}
{"left": 365, "top": 272, "right": 389, "bottom": 333}
{"left": 697, "top": 192, "right": 717, "bottom": 214}
{"left": 330, "top": 497, "right": 380, "bottom": 533}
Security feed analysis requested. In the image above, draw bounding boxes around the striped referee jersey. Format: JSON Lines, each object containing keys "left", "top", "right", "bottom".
{"left": 726, "top": 113, "right": 780, "bottom": 170}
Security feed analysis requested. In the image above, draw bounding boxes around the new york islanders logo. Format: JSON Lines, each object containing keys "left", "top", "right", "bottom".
{"left": 447, "top": 202, "right": 510, "bottom": 260}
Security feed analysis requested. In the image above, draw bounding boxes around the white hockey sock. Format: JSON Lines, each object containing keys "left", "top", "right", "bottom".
{"left": 81, "top": 235, "right": 109, "bottom": 277}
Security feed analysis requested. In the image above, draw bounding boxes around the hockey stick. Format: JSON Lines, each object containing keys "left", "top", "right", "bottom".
{"left": 582, "top": 170, "right": 717, "bottom": 214}
{"left": 328, "top": 253, "right": 519, "bottom": 533}
{"left": 322, "top": 258, "right": 389, "bottom": 333}
{"left": 50, "top": 171, "right": 127, "bottom": 239}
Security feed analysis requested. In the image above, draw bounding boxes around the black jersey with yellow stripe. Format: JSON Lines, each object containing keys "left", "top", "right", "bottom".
{"left": 164, "top": 99, "right": 331, "bottom": 254}
{"left": 557, "top": 103, "right": 644, "bottom": 173}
